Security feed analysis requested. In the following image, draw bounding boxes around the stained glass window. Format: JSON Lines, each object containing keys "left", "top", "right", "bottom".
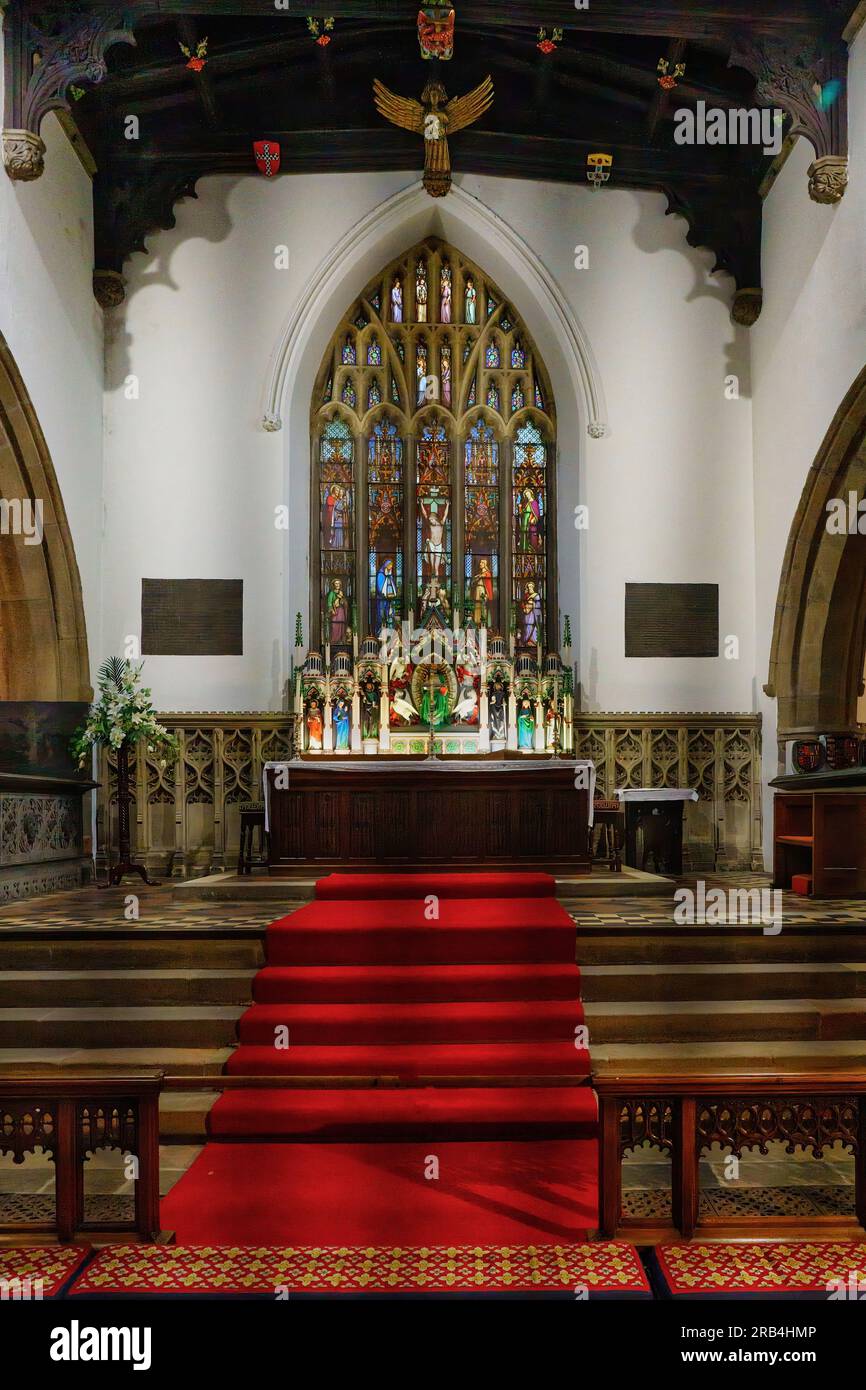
{"left": 416, "top": 420, "right": 451, "bottom": 628}
{"left": 313, "top": 242, "right": 555, "bottom": 648}
{"left": 367, "top": 420, "right": 404, "bottom": 635}
{"left": 464, "top": 420, "right": 499, "bottom": 630}
{"left": 320, "top": 419, "right": 355, "bottom": 649}
{"left": 512, "top": 421, "right": 547, "bottom": 650}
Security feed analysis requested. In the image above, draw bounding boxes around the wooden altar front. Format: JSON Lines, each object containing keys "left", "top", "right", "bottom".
{"left": 265, "top": 760, "right": 593, "bottom": 875}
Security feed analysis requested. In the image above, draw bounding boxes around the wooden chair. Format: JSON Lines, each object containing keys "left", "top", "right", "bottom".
{"left": 237, "top": 800, "right": 267, "bottom": 875}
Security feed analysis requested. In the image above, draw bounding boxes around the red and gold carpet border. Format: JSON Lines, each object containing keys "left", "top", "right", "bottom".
{"left": 657, "top": 1241, "right": 866, "bottom": 1295}
{"left": 0, "top": 1245, "right": 91, "bottom": 1298}
{"left": 69, "top": 1242, "right": 648, "bottom": 1295}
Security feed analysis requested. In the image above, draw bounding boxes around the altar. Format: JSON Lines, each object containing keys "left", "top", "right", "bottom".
{"left": 265, "top": 759, "right": 594, "bottom": 874}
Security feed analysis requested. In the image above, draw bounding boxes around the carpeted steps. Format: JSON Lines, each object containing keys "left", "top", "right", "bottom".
{"left": 314, "top": 871, "right": 556, "bottom": 900}
{"left": 235, "top": 998, "right": 585, "bottom": 1046}
{"left": 224, "top": 1039, "right": 591, "bottom": 1080}
{"left": 265, "top": 896, "right": 575, "bottom": 966}
{"left": 209, "top": 1084, "right": 597, "bottom": 1140}
{"left": 253, "top": 961, "right": 581, "bottom": 1004}
{"left": 212, "top": 871, "right": 591, "bottom": 1131}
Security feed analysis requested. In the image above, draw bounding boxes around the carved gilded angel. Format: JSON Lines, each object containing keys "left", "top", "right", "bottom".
{"left": 373, "top": 75, "right": 494, "bottom": 197}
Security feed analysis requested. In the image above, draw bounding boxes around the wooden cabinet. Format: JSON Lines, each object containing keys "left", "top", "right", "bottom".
{"left": 773, "top": 791, "right": 866, "bottom": 897}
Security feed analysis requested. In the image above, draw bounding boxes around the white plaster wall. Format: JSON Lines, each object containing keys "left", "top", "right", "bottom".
{"left": 752, "top": 26, "right": 866, "bottom": 860}
{"left": 104, "top": 167, "right": 756, "bottom": 715}
{"left": 0, "top": 22, "right": 103, "bottom": 680}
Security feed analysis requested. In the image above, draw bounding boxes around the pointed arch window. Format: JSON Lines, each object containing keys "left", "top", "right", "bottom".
{"left": 311, "top": 239, "right": 557, "bottom": 651}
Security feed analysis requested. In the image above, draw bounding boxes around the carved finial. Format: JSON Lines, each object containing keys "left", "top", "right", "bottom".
{"left": 92, "top": 270, "right": 126, "bottom": 309}
{"left": 3, "top": 130, "right": 46, "bottom": 181}
{"left": 732, "top": 288, "right": 763, "bottom": 326}
{"left": 262, "top": 412, "right": 283, "bottom": 432}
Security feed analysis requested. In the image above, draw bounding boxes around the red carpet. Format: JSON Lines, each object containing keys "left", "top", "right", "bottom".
{"left": 163, "top": 1139, "right": 597, "bottom": 1245}
{"left": 167, "top": 871, "right": 596, "bottom": 1262}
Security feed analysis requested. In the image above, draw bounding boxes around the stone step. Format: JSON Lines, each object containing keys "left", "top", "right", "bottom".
{"left": 0, "top": 1006, "right": 242, "bottom": 1048}
{"left": 583, "top": 998, "right": 866, "bottom": 1043}
{"left": 0, "top": 1047, "right": 232, "bottom": 1076}
{"left": 0, "top": 969, "right": 256, "bottom": 1008}
{"left": 4, "top": 995, "right": 866, "bottom": 1049}
{"left": 0, "top": 938, "right": 265, "bottom": 971}
{"left": 573, "top": 933, "right": 866, "bottom": 965}
{"left": 160, "top": 1090, "right": 220, "bottom": 1141}
{"left": 590, "top": 1039, "right": 866, "bottom": 1072}
{"left": 580, "top": 962, "right": 866, "bottom": 1002}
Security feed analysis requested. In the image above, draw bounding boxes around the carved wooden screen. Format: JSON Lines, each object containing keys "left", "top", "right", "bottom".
{"left": 311, "top": 238, "right": 557, "bottom": 649}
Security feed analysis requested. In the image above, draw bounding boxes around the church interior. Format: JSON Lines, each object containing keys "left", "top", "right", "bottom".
{"left": 3, "top": 0, "right": 866, "bottom": 1328}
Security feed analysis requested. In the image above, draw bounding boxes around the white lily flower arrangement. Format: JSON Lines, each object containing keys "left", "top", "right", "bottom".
{"left": 71, "top": 657, "right": 179, "bottom": 769}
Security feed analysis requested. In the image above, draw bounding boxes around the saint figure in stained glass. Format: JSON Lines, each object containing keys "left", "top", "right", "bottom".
{"left": 441, "top": 343, "right": 452, "bottom": 407}
{"left": 416, "top": 261, "right": 429, "bottom": 322}
{"left": 367, "top": 379, "right": 382, "bottom": 410}
{"left": 518, "top": 580, "right": 542, "bottom": 647}
{"left": 440, "top": 263, "right": 452, "bottom": 323}
{"left": 375, "top": 558, "right": 398, "bottom": 631}
{"left": 367, "top": 335, "right": 382, "bottom": 366}
{"left": 465, "top": 275, "right": 477, "bottom": 324}
{"left": 322, "top": 483, "right": 349, "bottom": 550}
{"left": 342, "top": 335, "right": 356, "bottom": 365}
{"left": 485, "top": 340, "right": 500, "bottom": 368}
{"left": 419, "top": 493, "right": 450, "bottom": 579}
{"left": 416, "top": 341, "right": 428, "bottom": 405}
{"left": 341, "top": 378, "right": 356, "bottom": 408}
{"left": 469, "top": 557, "right": 494, "bottom": 626}
{"left": 511, "top": 382, "right": 525, "bottom": 413}
{"left": 390, "top": 276, "right": 403, "bottom": 323}
{"left": 326, "top": 579, "right": 349, "bottom": 645}
{"left": 517, "top": 486, "right": 542, "bottom": 551}
{"left": 511, "top": 339, "right": 526, "bottom": 369}
{"left": 486, "top": 382, "right": 500, "bottom": 411}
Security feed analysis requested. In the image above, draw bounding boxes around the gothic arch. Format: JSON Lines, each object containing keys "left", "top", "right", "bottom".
{"left": 766, "top": 364, "right": 866, "bottom": 737}
{"left": 312, "top": 237, "right": 556, "bottom": 653}
{"left": 0, "top": 333, "right": 90, "bottom": 701}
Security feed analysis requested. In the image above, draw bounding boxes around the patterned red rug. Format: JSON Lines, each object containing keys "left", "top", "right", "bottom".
{"left": 655, "top": 1241, "right": 866, "bottom": 1298}
{"left": 67, "top": 1241, "right": 649, "bottom": 1298}
{"left": 0, "top": 1245, "right": 91, "bottom": 1298}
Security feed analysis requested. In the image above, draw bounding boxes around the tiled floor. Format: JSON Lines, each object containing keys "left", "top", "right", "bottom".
{"left": 3, "top": 873, "right": 866, "bottom": 932}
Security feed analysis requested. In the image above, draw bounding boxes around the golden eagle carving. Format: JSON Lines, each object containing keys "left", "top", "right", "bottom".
{"left": 373, "top": 75, "right": 494, "bottom": 198}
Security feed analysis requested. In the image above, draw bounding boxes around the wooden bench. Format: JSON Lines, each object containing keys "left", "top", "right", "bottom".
{"left": 594, "top": 1071, "right": 866, "bottom": 1240}
{"left": 0, "top": 1071, "right": 165, "bottom": 1244}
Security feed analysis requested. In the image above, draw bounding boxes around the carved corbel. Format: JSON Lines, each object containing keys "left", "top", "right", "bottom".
{"left": 3, "top": 3, "right": 136, "bottom": 181}
{"left": 729, "top": 34, "right": 849, "bottom": 204}
{"left": 663, "top": 179, "right": 764, "bottom": 326}
{"left": 92, "top": 162, "right": 203, "bottom": 305}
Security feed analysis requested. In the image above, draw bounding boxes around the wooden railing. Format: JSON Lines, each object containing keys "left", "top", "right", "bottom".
{"left": 595, "top": 1071, "right": 866, "bottom": 1240}
{"left": 0, "top": 1072, "right": 163, "bottom": 1243}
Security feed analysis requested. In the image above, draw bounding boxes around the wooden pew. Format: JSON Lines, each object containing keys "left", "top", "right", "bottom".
{"left": 0, "top": 1071, "right": 165, "bottom": 1244}
{"left": 594, "top": 1071, "right": 866, "bottom": 1241}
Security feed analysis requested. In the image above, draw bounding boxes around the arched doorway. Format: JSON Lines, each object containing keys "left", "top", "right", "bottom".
{"left": 310, "top": 237, "right": 557, "bottom": 653}
{"left": 0, "top": 332, "right": 90, "bottom": 701}
{"left": 766, "top": 364, "right": 866, "bottom": 740}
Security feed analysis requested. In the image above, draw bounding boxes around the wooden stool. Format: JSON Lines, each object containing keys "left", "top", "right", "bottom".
{"left": 237, "top": 800, "right": 267, "bottom": 875}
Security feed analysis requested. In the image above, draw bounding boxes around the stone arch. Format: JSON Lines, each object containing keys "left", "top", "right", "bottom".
{"left": 0, "top": 332, "right": 90, "bottom": 700}
{"left": 766, "top": 364, "right": 866, "bottom": 738}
